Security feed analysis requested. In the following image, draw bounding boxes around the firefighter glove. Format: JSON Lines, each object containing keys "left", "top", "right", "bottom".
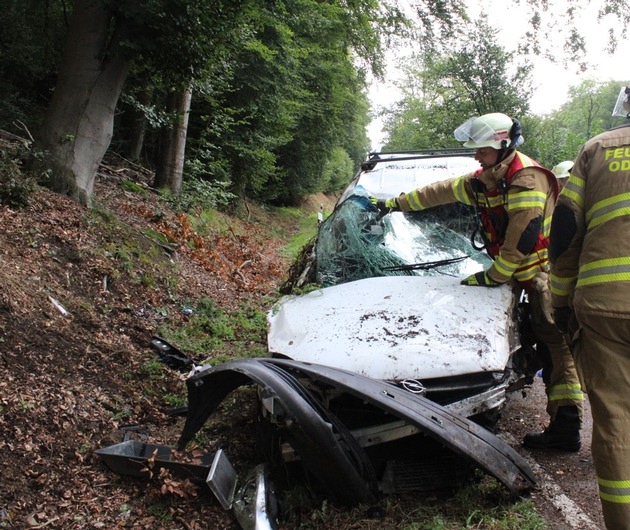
{"left": 369, "top": 196, "right": 400, "bottom": 214}
{"left": 553, "top": 306, "right": 572, "bottom": 334}
{"left": 461, "top": 270, "right": 499, "bottom": 287}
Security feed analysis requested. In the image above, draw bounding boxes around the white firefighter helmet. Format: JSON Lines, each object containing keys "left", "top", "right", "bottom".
{"left": 612, "top": 85, "right": 630, "bottom": 117}
{"left": 551, "top": 160, "right": 573, "bottom": 180}
{"left": 454, "top": 112, "right": 524, "bottom": 150}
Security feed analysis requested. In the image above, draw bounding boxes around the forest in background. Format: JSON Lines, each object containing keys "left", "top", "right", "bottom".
{"left": 0, "top": 1, "right": 628, "bottom": 211}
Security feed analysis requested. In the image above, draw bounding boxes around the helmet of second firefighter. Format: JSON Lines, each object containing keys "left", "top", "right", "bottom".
{"left": 552, "top": 160, "right": 573, "bottom": 180}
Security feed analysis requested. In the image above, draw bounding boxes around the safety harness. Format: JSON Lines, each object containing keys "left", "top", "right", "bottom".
{"left": 470, "top": 152, "right": 558, "bottom": 286}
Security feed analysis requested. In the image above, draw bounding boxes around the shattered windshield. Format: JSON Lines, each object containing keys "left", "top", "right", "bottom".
{"left": 316, "top": 187, "right": 492, "bottom": 287}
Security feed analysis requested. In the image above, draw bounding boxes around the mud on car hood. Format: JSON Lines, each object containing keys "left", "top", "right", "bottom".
{"left": 268, "top": 275, "right": 520, "bottom": 381}
{"left": 179, "top": 358, "right": 535, "bottom": 505}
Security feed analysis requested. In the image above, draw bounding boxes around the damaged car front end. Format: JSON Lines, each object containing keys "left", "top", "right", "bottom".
{"left": 179, "top": 359, "right": 536, "bottom": 503}
{"left": 96, "top": 149, "right": 540, "bottom": 529}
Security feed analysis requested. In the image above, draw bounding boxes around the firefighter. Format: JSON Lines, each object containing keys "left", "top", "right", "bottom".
{"left": 371, "top": 112, "right": 584, "bottom": 451}
{"left": 551, "top": 160, "right": 574, "bottom": 190}
{"left": 549, "top": 85, "right": 630, "bottom": 529}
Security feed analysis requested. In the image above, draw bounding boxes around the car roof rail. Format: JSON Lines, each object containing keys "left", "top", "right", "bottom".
{"left": 361, "top": 148, "right": 476, "bottom": 171}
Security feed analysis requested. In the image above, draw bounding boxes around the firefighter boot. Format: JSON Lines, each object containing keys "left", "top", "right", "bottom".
{"left": 523, "top": 406, "right": 581, "bottom": 452}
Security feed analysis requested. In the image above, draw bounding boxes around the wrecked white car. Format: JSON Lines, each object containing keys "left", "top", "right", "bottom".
{"left": 96, "top": 150, "right": 539, "bottom": 530}
{"left": 268, "top": 149, "right": 537, "bottom": 424}
{"left": 181, "top": 150, "right": 538, "bottom": 516}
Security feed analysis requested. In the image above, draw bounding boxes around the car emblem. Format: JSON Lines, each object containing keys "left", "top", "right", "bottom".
{"left": 400, "top": 379, "right": 425, "bottom": 394}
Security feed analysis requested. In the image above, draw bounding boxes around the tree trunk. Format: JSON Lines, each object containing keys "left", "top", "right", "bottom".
{"left": 32, "top": 0, "right": 136, "bottom": 206}
{"left": 127, "top": 85, "right": 154, "bottom": 162}
{"left": 153, "top": 85, "right": 192, "bottom": 195}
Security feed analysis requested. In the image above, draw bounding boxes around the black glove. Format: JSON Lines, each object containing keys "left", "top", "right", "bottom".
{"left": 460, "top": 270, "right": 500, "bottom": 287}
{"left": 553, "top": 306, "right": 573, "bottom": 333}
{"left": 369, "top": 196, "right": 399, "bottom": 215}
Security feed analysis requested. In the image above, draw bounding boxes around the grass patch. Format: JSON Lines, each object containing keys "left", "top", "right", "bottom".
{"left": 120, "top": 180, "right": 146, "bottom": 194}
{"left": 157, "top": 298, "right": 270, "bottom": 363}
{"left": 281, "top": 476, "right": 548, "bottom": 530}
{"left": 280, "top": 211, "right": 321, "bottom": 259}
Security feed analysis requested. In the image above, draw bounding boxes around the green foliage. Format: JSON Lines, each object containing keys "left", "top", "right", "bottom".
{"left": 282, "top": 219, "right": 319, "bottom": 260}
{"left": 120, "top": 180, "right": 146, "bottom": 195}
{"left": 0, "top": 0, "right": 471, "bottom": 208}
{"left": 382, "top": 16, "right": 532, "bottom": 151}
{"left": 0, "top": 0, "right": 67, "bottom": 128}
{"left": 181, "top": 0, "right": 407, "bottom": 205}
{"left": 161, "top": 177, "right": 236, "bottom": 213}
{"left": 162, "top": 393, "right": 186, "bottom": 408}
{"left": 321, "top": 147, "right": 355, "bottom": 193}
{"left": 0, "top": 149, "right": 36, "bottom": 207}
{"left": 146, "top": 503, "right": 174, "bottom": 523}
{"left": 156, "top": 298, "right": 269, "bottom": 362}
{"left": 520, "top": 79, "right": 628, "bottom": 167}
{"left": 140, "top": 359, "right": 166, "bottom": 380}
{"left": 281, "top": 476, "right": 548, "bottom": 529}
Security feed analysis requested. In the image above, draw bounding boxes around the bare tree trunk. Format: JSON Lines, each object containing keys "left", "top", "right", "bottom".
{"left": 31, "top": 0, "right": 137, "bottom": 206}
{"left": 153, "top": 85, "right": 192, "bottom": 195}
{"left": 127, "top": 86, "right": 154, "bottom": 162}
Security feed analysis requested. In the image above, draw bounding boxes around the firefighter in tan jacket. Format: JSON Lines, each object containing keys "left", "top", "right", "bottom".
{"left": 549, "top": 86, "right": 630, "bottom": 529}
{"left": 372, "top": 112, "right": 584, "bottom": 451}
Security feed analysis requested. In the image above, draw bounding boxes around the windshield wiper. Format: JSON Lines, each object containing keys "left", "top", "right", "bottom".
{"left": 382, "top": 255, "right": 469, "bottom": 272}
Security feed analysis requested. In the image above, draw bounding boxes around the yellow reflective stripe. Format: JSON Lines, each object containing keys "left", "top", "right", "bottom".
{"left": 494, "top": 255, "right": 519, "bottom": 276}
{"left": 453, "top": 176, "right": 473, "bottom": 205}
{"left": 514, "top": 268, "right": 538, "bottom": 282}
{"left": 560, "top": 174, "right": 585, "bottom": 208}
{"left": 549, "top": 393, "right": 584, "bottom": 401}
{"left": 550, "top": 274, "right": 576, "bottom": 296}
{"left": 515, "top": 265, "right": 547, "bottom": 282}
{"left": 587, "top": 192, "right": 630, "bottom": 228}
{"left": 513, "top": 250, "right": 549, "bottom": 280}
{"left": 599, "top": 478, "right": 630, "bottom": 488}
{"left": 548, "top": 384, "right": 584, "bottom": 401}
{"left": 479, "top": 194, "right": 505, "bottom": 207}
{"left": 507, "top": 190, "right": 547, "bottom": 210}
{"left": 406, "top": 189, "right": 425, "bottom": 210}
{"left": 542, "top": 211, "right": 553, "bottom": 236}
{"left": 516, "top": 272, "right": 536, "bottom": 282}
{"left": 577, "top": 257, "right": 630, "bottom": 287}
{"left": 494, "top": 250, "right": 549, "bottom": 282}
{"left": 518, "top": 248, "right": 549, "bottom": 269}
{"left": 490, "top": 195, "right": 506, "bottom": 207}
{"left": 599, "top": 477, "right": 630, "bottom": 503}
{"left": 516, "top": 153, "right": 536, "bottom": 167}
{"left": 600, "top": 492, "right": 630, "bottom": 503}
{"left": 520, "top": 248, "right": 548, "bottom": 264}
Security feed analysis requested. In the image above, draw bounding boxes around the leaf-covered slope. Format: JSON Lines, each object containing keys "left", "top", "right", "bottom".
{"left": 0, "top": 163, "right": 305, "bottom": 529}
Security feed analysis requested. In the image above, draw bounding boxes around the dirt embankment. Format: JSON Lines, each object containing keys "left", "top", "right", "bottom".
{"left": 0, "top": 160, "right": 306, "bottom": 529}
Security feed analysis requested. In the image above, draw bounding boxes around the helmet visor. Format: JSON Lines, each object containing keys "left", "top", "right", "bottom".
{"left": 612, "top": 86, "right": 630, "bottom": 117}
{"left": 454, "top": 117, "right": 512, "bottom": 145}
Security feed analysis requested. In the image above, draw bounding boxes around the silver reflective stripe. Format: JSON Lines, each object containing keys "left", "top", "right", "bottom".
{"left": 598, "top": 478, "right": 630, "bottom": 504}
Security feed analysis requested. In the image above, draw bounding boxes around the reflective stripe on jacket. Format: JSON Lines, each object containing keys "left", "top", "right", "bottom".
{"left": 398, "top": 151, "right": 558, "bottom": 287}
{"left": 549, "top": 124, "right": 630, "bottom": 316}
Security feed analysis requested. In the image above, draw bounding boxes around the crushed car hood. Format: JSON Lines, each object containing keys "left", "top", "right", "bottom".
{"left": 267, "top": 275, "right": 520, "bottom": 381}
{"left": 178, "top": 358, "right": 535, "bottom": 502}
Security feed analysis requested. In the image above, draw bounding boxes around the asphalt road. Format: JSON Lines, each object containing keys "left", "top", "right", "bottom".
{"left": 501, "top": 376, "right": 605, "bottom": 529}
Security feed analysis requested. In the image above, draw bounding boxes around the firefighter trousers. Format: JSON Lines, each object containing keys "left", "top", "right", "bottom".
{"left": 528, "top": 273, "right": 584, "bottom": 421}
{"left": 572, "top": 310, "right": 630, "bottom": 530}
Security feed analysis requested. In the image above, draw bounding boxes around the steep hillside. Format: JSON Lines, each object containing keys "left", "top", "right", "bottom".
{"left": 0, "top": 156, "right": 335, "bottom": 529}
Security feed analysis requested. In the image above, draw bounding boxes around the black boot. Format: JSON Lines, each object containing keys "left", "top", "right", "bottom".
{"left": 523, "top": 406, "right": 581, "bottom": 452}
